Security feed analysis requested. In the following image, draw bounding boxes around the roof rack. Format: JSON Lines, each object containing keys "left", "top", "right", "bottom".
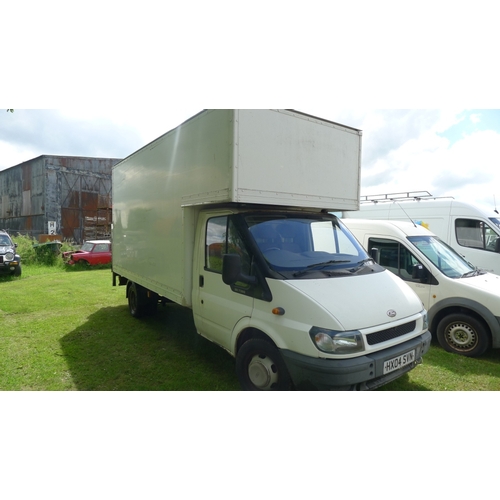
{"left": 360, "top": 191, "right": 454, "bottom": 204}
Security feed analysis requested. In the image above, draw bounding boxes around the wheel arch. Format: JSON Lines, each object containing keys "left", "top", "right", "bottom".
{"left": 428, "top": 297, "right": 500, "bottom": 347}
{"left": 235, "top": 327, "right": 278, "bottom": 355}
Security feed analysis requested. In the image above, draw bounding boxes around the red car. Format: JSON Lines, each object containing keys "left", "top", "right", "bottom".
{"left": 63, "top": 240, "right": 112, "bottom": 266}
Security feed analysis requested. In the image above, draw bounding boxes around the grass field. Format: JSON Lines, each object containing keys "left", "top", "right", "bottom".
{"left": 1, "top": 264, "right": 500, "bottom": 390}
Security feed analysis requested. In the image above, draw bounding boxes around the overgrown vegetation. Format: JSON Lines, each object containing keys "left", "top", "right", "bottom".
{"left": 12, "top": 234, "right": 75, "bottom": 268}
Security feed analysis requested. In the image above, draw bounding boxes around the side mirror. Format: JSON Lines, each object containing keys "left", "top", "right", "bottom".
{"left": 370, "top": 247, "right": 379, "bottom": 263}
{"left": 222, "top": 254, "right": 258, "bottom": 286}
{"left": 412, "top": 263, "right": 428, "bottom": 283}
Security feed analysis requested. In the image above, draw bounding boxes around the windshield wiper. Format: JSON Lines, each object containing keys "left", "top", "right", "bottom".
{"left": 293, "top": 260, "right": 350, "bottom": 277}
{"left": 348, "top": 258, "right": 374, "bottom": 273}
{"left": 461, "top": 269, "right": 484, "bottom": 278}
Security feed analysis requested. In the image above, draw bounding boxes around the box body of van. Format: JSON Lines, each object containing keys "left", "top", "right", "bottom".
{"left": 112, "top": 110, "right": 430, "bottom": 390}
{"left": 343, "top": 218, "right": 500, "bottom": 357}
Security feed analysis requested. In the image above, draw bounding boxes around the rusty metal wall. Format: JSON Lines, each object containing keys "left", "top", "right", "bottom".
{"left": 0, "top": 155, "right": 121, "bottom": 243}
{"left": 0, "top": 156, "right": 45, "bottom": 236}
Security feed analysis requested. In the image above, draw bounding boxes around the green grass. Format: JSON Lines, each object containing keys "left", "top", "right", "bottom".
{"left": 1, "top": 264, "right": 500, "bottom": 390}
{"left": 0, "top": 266, "right": 239, "bottom": 390}
{"left": 380, "top": 342, "right": 500, "bottom": 390}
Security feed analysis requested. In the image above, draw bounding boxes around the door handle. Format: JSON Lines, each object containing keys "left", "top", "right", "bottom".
{"left": 199, "top": 275, "right": 204, "bottom": 287}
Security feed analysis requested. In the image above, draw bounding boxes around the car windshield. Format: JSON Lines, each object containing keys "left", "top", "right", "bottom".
{"left": 0, "top": 236, "right": 12, "bottom": 246}
{"left": 246, "top": 215, "right": 377, "bottom": 279}
{"left": 408, "top": 235, "right": 477, "bottom": 278}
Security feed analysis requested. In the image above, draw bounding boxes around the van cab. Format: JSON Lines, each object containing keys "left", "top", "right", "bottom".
{"left": 342, "top": 218, "right": 500, "bottom": 357}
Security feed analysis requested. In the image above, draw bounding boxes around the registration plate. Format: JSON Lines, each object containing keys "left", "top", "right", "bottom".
{"left": 383, "top": 350, "right": 416, "bottom": 374}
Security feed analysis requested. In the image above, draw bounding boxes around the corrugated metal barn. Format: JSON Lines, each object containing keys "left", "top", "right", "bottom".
{"left": 0, "top": 155, "right": 121, "bottom": 243}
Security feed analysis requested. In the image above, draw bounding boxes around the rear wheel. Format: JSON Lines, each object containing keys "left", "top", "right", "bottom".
{"left": 236, "top": 339, "right": 292, "bottom": 390}
{"left": 436, "top": 313, "right": 490, "bottom": 357}
{"left": 128, "top": 282, "right": 146, "bottom": 318}
{"left": 128, "top": 282, "right": 158, "bottom": 318}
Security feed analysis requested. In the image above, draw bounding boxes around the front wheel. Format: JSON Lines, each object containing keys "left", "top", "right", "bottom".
{"left": 236, "top": 339, "right": 292, "bottom": 390}
{"left": 436, "top": 313, "right": 490, "bottom": 357}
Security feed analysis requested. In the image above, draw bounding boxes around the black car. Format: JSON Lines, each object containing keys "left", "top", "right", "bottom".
{"left": 0, "top": 230, "right": 22, "bottom": 277}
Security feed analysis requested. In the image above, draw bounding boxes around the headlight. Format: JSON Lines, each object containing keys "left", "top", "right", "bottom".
{"left": 422, "top": 311, "right": 428, "bottom": 331}
{"left": 309, "top": 327, "right": 364, "bottom": 354}
{"left": 4, "top": 251, "right": 15, "bottom": 261}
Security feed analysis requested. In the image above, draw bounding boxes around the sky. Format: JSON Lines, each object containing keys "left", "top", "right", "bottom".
{"left": 1, "top": 108, "right": 499, "bottom": 214}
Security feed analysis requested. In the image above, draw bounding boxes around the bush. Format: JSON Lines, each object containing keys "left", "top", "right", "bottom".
{"left": 11, "top": 234, "right": 77, "bottom": 267}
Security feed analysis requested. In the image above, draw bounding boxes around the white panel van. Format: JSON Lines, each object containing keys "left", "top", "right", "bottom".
{"left": 343, "top": 194, "right": 500, "bottom": 275}
{"left": 343, "top": 218, "right": 500, "bottom": 357}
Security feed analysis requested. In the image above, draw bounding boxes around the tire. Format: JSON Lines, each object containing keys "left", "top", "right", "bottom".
{"left": 14, "top": 264, "right": 22, "bottom": 277}
{"left": 128, "top": 282, "right": 146, "bottom": 318}
{"left": 436, "top": 313, "right": 490, "bottom": 357}
{"left": 128, "top": 282, "right": 157, "bottom": 318}
{"left": 236, "top": 339, "right": 292, "bottom": 390}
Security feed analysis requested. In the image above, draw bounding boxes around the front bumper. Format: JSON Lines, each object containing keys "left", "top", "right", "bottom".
{"left": 0, "top": 261, "right": 20, "bottom": 274}
{"left": 281, "top": 330, "right": 432, "bottom": 390}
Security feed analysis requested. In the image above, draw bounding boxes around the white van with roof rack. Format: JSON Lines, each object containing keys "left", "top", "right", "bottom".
{"left": 343, "top": 191, "right": 500, "bottom": 275}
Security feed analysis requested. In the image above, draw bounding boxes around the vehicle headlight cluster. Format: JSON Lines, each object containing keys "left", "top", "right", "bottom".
{"left": 4, "top": 251, "right": 15, "bottom": 261}
{"left": 310, "top": 327, "right": 364, "bottom": 354}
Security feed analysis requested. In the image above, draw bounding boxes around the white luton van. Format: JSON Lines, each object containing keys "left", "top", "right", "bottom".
{"left": 343, "top": 218, "right": 500, "bottom": 357}
{"left": 112, "top": 109, "right": 430, "bottom": 390}
{"left": 343, "top": 192, "right": 500, "bottom": 275}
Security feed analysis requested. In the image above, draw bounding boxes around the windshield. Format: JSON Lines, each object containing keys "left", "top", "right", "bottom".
{"left": 80, "top": 242, "right": 94, "bottom": 252}
{"left": 408, "top": 235, "right": 477, "bottom": 278}
{"left": 0, "top": 235, "right": 12, "bottom": 246}
{"left": 246, "top": 215, "right": 378, "bottom": 278}
{"left": 489, "top": 217, "right": 500, "bottom": 231}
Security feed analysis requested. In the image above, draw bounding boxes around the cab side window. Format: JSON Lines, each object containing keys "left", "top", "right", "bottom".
{"left": 205, "top": 215, "right": 267, "bottom": 299}
{"left": 205, "top": 216, "right": 252, "bottom": 276}
{"left": 455, "top": 218, "right": 499, "bottom": 252}
{"left": 367, "top": 237, "right": 425, "bottom": 283}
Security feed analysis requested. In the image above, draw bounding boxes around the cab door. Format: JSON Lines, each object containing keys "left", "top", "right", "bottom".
{"left": 91, "top": 242, "right": 111, "bottom": 265}
{"left": 367, "top": 237, "right": 433, "bottom": 310}
{"left": 453, "top": 217, "right": 500, "bottom": 274}
{"left": 192, "top": 214, "right": 254, "bottom": 352}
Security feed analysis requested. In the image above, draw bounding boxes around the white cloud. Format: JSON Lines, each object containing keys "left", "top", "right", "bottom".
{"left": 358, "top": 111, "right": 500, "bottom": 212}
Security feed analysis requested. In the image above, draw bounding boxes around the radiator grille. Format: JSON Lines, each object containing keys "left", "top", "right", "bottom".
{"left": 366, "top": 321, "right": 416, "bottom": 346}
